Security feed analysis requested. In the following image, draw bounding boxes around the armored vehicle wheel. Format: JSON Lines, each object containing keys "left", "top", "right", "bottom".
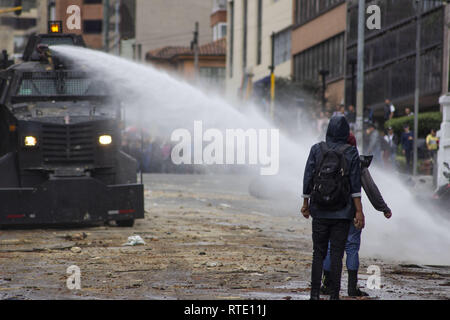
{"left": 116, "top": 219, "right": 135, "bottom": 227}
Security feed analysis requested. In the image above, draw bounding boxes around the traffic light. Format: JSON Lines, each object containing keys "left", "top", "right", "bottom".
{"left": 14, "top": 0, "right": 22, "bottom": 16}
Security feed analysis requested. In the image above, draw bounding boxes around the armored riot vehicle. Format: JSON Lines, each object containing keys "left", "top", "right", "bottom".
{"left": 0, "top": 22, "right": 144, "bottom": 227}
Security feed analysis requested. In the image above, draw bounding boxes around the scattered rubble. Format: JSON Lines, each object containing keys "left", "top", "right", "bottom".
{"left": 122, "top": 235, "right": 146, "bottom": 246}
{"left": 70, "top": 247, "right": 82, "bottom": 253}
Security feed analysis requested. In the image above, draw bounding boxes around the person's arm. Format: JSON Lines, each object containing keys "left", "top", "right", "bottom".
{"left": 367, "top": 133, "right": 377, "bottom": 154}
{"left": 301, "top": 198, "right": 310, "bottom": 219}
{"left": 353, "top": 197, "right": 365, "bottom": 229}
{"left": 301, "top": 146, "right": 316, "bottom": 218}
{"left": 349, "top": 148, "right": 364, "bottom": 228}
{"left": 361, "top": 167, "right": 392, "bottom": 218}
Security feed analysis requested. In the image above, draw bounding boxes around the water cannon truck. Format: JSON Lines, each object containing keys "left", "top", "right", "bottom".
{"left": 0, "top": 21, "right": 144, "bottom": 227}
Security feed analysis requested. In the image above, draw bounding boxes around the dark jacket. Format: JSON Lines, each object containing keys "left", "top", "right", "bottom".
{"left": 302, "top": 116, "right": 362, "bottom": 220}
{"left": 384, "top": 104, "right": 391, "bottom": 120}
{"left": 401, "top": 131, "right": 414, "bottom": 151}
{"left": 360, "top": 156, "right": 391, "bottom": 214}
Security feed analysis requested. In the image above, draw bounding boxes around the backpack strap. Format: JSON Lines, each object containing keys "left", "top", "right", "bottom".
{"left": 315, "top": 142, "right": 329, "bottom": 173}
{"left": 336, "top": 144, "right": 352, "bottom": 175}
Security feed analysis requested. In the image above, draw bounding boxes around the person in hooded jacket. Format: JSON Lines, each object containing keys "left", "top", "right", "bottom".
{"left": 321, "top": 132, "right": 392, "bottom": 297}
{"left": 301, "top": 116, "right": 365, "bottom": 300}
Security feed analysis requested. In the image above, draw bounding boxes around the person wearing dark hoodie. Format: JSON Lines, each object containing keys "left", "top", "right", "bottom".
{"left": 321, "top": 132, "right": 392, "bottom": 297}
{"left": 301, "top": 116, "right": 365, "bottom": 300}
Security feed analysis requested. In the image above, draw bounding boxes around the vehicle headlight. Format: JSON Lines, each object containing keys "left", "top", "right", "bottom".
{"left": 99, "top": 135, "right": 112, "bottom": 145}
{"left": 24, "top": 136, "right": 37, "bottom": 147}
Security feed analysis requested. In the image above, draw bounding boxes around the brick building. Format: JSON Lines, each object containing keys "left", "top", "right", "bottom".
{"left": 146, "top": 38, "right": 226, "bottom": 89}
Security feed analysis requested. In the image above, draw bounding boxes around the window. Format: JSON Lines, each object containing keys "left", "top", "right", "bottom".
{"left": 345, "top": 1, "right": 444, "bottom": 108}
{"left": 212, "top": 0, "right": 227, "bottom": 13}
{"left": 213, "top": 22, "right": 227, "bottom": 41}
{"left": 256, "top": 0, "right": 262, "bottom": 65}
{"left": 199, "top": 67, "right": 226, "bottom": 88}
{"left": 294, "top": 33, "right": 345, "bottom": 82}
{"left": 16, "top": 72, "right": 107, "bottom": 97}
{"left": 13, "top": 35, "right": 27, "bottom": 54}
{"left": 221, "top": 24, "right": 227, "bottom": 38}
{"left": 83, "top": 20, "right": 102, "bottom": 34}
{"left": 295, "top": 0, "right": 345, "bottom": 26}
{"left": 0, "top": 17, "right": 36, "bottom": 30}
{"left": 274, "top": 28, "right": 291, "bottom": 66}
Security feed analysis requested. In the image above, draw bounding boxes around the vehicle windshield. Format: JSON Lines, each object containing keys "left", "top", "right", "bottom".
{"left": 39, "top": 37, "right": 75, "bottom": 47}
{"left": 11, "top": 99, "right": 119, "bottom": 120}
{"left": 15, "top": 71, "right": 108, "bottom": 97}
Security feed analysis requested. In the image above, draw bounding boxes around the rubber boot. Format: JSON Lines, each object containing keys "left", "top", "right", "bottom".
{"left": 310, "top": 293, "right": 320, "bottom": 300}
{"left": 320, "top": 270, "right": 332, "bottom": 295}
{"left": 310, "top": 287, "right": 321, "bottom": 300}
{"left": 329, "top": 294, "right": 340, "bottom": 300}
{"left": 347, "top": 270, "right": 369, "bottom": 297}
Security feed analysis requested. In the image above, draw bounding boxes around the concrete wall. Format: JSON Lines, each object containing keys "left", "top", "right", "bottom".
{"left": 291, "top": 3, "right": 346, "bottom": 54}
{"left": 226, "top": 0, "right": 292, "bottom": 97}
{"left": 135, "top": 0, "right": 213, "bottom": 62}
{"left": 37, "top": 0, "right": 49, "bottom": 34}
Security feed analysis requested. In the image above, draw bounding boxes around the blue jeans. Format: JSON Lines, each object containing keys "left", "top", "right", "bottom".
{"left": 323, "top": 223, "right": 361, "bottom": 271}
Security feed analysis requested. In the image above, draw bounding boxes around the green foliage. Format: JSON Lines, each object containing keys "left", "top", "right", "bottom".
{"left": 384, "top": 112, "right": 442, "bottom": 137}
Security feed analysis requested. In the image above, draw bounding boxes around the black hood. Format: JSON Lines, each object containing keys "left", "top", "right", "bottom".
{"left": 326, "top": 115, "right": 350, "bottom": 144}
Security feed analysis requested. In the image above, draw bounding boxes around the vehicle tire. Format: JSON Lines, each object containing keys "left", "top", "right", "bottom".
{"left": 116, "top": 219, "right": 135, "bottom": 227}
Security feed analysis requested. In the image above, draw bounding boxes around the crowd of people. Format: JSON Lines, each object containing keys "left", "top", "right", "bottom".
{"left": 310, "top": 99, "right": 440, "bottom": 174}
{"left": 121, "top": 134, "right": 184, "bottom": 174}
{"left": 121, "top": 98, "right": 439, "bottom": 176}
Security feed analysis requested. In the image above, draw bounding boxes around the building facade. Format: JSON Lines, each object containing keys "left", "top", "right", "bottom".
{"left": 146, "top": 38, "right": 226, "bottom": 89}
{"left": 53, "top": 0, "right": 135, "bottom": 52}
{"left": 211, "top": 0, "right": 227, "bottom": 41}
{"left": 54, "top": 0, "right": 104, "bottom": 49}
{"left": 146, "top": 2, "right": 226, "bottom": 90}
{"left": 0, "top": 0, "right": 43, "bottom": 58}
{"left": 291, "top": 0, "right": 347, "bottom": 108}
{"left": 226, "top": 0, "right": 293, "bottom": 98}
{"left": 345, "top": 0, "right": 448, "bottom": 115}
{"left": 135, "top": 0, "right": 213, "bottom": 62}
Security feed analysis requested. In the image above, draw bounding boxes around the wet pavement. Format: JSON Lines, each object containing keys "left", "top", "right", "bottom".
{"left": 0, "top": 174, "right": 449, "bottom": 300}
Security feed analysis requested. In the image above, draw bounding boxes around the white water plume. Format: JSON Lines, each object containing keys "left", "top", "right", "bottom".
{"left": 52, "top": 45, "right": 450, "bottom": 265}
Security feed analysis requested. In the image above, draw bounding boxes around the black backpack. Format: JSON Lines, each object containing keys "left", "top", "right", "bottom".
{"left": 311, "top": 142, "right": 352, "bottom": 210}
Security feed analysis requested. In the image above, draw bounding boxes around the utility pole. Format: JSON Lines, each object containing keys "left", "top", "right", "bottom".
{"left": 103, "top": 0, "right": 110, "bottom": 52}
{"left": 356, "top": 0, "right": 365, "bottom": 150}
{"left": 114, "top": 0, "right": 121, "bottom": 56}
{"left": 269, "top": 32, "right": 275, "bottom": 120}
{"left": 413, "top": 0, "right": 422, "bottom": 176}
{"left": 349, "top": 58, "right": 357, "bottom": 107}
{"left": 319, "top": 69, "right": 329, "bottom": 111}
{"left": 48, "top": 0, "right": 55, "bottom": 21}
{"left": 191, "top": 22, "right": 199, "bottom": 77}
